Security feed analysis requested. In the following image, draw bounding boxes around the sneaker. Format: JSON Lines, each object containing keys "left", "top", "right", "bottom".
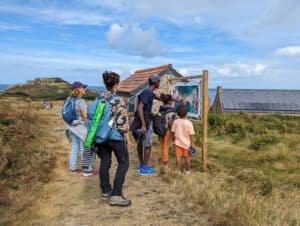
{"left": 71, "top": 169, "right": 80, "bottom": 174}
{"left": 184, "top": 170, "right": 191, "bottom": 174}
{"left": 83, "top": 170, "right": 97, "bottom": 177}
{"left": 139, "top": 165, "right": 156, "bottom": 176}
{"left": 102, "top": 192, "right": 111, "bottom": 200}
{"left": 136, "top": 163, "right": 142, "bottom": 173}
{"left": 83, "top": 172, "right": 93, "bottom": 177}
{"left": 108, "top": 196, "right": 131, "bottom": 207}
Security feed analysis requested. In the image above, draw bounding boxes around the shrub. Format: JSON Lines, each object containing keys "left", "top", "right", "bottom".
{"left": 249, "top": 132, "right": 280, "bottom": 150}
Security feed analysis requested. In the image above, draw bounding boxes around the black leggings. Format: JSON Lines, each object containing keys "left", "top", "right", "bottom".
{"left": 96, "top": 140, "right": 129, "bottom": 196}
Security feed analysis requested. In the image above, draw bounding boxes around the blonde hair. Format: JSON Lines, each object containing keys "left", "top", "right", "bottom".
{"left": 70, "top": 88, "right": 80, "bottom": 97}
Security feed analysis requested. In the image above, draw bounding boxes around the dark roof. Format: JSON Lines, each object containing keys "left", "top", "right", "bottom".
{"left": 220, "top": 89, "right": 300, "bottom": 114}
{"left": 118, "top": 64, "right": 182, "bottom": 96}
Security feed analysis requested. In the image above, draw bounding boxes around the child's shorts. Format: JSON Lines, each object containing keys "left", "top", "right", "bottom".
{"left": 175, "top": 145, "right": 190, "bottom": 158}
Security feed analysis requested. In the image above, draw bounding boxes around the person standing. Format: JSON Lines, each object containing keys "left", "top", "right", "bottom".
{"left": 66, "top": 82, "right": 88, "bottom": 173}
{"left": 157, "top": 94, "right": 176, "bottom": 167}
{"left": 171, "top": 105, "right": 195, "bottom": 173}
{"left": 131, "top": 75, "right": 161, "bottom": 176}
{"left": 93, "top": 71, "right": 131, "bottom": 207}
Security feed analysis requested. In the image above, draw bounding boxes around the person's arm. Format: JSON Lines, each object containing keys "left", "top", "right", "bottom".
{"left": 154, "top": 93, "right": 161, "bottom": 101}
{"left": 167, "top": 115, "right": 174, "bottom": 129}
{"left": 79, "top": 100, "right": 88, "bottom": 122}
{"left": 123, "top": 132, "right": 132, "bottom": 147}
{"left": 171, "top": 120, "right": 176, "bottom": 141}
{"left": 189, "top": 123, "right": 195, "bottom": 147}
{"left": 138, "top": 102, "right": 147, "bottom": 133}
{"left": 190, "top": 135, "right": 195, "bottom": 148}
{"left": 81, "top": 109, "right": 87, "bottom": 122}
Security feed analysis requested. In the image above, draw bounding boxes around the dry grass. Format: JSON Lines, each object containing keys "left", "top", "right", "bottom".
{"left": 169, "top": 112, "right": 300, "bottom": 225}
{"left": 0, "top": 97, "right": 56, "bottom": 225}
{"left": 1, "top": 100, "right": 299, "bottom": 226}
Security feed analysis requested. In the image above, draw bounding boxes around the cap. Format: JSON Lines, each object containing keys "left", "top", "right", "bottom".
{"left": 149, "top": 75, "right": 161, "bottom": 83}
{"left": 70, "top": 81, "right": 88, "bottom": 90}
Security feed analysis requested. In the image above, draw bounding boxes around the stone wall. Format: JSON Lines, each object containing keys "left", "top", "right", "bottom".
{"left": 152, "top": 73, "right": 173, "bottom": 113}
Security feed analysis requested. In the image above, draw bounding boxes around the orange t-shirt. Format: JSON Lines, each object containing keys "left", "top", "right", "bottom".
{"left": 171, "top": 118, "right": 195, "bottom": 149}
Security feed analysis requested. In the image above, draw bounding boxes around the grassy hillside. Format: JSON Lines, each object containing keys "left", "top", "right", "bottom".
{"left": 0, "top": 98, "right": 56, "bottom": 224}
{"left": 158, "top": 112, "right": 300, "bottom": 225}
{"left": 3, "top": 77, "right": 97, "bottom": 100}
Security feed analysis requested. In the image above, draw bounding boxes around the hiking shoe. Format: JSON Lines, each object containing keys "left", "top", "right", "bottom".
{"left": 102, "top": 192, "right": 111, "bottom": 200}
{"left": 139, "top": 165, "right": 156, "bottom": 176}
{"left": 108, "top": 196, "right": 131, "bottom": 207}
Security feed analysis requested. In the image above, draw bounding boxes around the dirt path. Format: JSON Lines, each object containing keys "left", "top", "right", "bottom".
{"left": 16, "top": 107, "right": 211, "bottom": 226}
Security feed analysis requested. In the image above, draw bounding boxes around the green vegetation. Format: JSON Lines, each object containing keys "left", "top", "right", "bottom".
{"left": 0, "top": 98, "right": 55, "bottom": 223}
{"left": 160, "top": 112, "right": 299, "bottom": 225}
{"left": 3, "top": 77, "right": 98, "bottom": 100}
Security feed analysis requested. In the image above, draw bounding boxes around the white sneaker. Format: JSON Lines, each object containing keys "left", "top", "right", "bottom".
{"left": 83, "top": 172, "right": 93, "bottom": 177}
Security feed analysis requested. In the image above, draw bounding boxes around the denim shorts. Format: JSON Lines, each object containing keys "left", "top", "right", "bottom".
{"left": 132, "top": 126, "right": 153, "bottom": 149}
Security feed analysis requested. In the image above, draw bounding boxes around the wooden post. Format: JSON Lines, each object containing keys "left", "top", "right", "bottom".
{"left": 201, "top": 70, "right": 208, "bottom": 171}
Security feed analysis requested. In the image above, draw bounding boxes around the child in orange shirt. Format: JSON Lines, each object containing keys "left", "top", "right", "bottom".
{"left": 171, "top": 105, "right": 195, "bottom": 173}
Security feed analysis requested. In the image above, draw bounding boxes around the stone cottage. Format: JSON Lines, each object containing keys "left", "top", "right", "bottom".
{"left": 118, "top": 64, "right": 183, "bottom": 113}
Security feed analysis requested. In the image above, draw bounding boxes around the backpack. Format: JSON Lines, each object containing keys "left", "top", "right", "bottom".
{"left": 153, "top": 106, "right": 176, "bottom": 136}
{"left": 62, "top": 97, "right": 78, "bottom": 125}
{"left": 86, "top": 95, "right": 123, "bottom": 144}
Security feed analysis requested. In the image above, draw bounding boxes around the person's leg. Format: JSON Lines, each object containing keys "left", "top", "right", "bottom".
{"left": 185, "top": 157, "right": 191, "bottom": 171}
{"left": 158, "top": 136, "right": 164, "bottom": 164}
{"left": 162, "top": 130, "right": 171, "bottom": 166}
{"left": 175, "top": 145, "right": 183, "bottom": 171}
{"left": 69, "top": 131, "right": 80, "bottom": 171}
{"left": 137, "top": 142, "right": 144, "bottom": 164}
{"left": 79, "top": 139, "right": 84, "bottom": 159}
{"left": 143, "top": 147, "right": 151, "bottom": 165}
{"left": 133, "top": 131, "right": 143, "bottom": 165}
{"left": 183, "top": 149, "right": 191, "bottom": 171}
{"left": 82, "top": 148, "right": 93, "bottom": 173}
{"left": 142, "top": 129, "right": 153, "bottom": 166}
{"left": 96, "top": 143, "right": 112, "bottom": 194}
{"left": 109, "top": 140, "right": 129, "bottom": 196}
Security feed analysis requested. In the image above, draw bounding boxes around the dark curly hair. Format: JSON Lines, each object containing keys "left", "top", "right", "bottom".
{"left": 176, "top": 104, "right": 188, "bottom": 118}
{"left": 160, "top": 93, "right": 173, "bottom": 104}
{"left": 102, "top": 71, "right": 120, "bottom": 91}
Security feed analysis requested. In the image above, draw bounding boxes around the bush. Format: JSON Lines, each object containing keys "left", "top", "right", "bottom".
{"left": 249, "top": 132, "right": 280, "bottom": 150}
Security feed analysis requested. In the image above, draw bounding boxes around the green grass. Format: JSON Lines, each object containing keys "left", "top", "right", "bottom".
{"left": 156, "top": 112, "right": 300, "bottom": 225}
{"left": 193, "top": 112, "right": 300, "bottom": 188}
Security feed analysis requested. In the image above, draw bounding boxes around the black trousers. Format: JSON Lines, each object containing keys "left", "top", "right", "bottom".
{"left": 96, "top": 140, "right": 129, "bottom": 196}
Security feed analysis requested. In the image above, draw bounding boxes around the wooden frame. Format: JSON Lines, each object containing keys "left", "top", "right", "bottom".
{"left": 169, "top": 70, "right": 209, "bottom": 171}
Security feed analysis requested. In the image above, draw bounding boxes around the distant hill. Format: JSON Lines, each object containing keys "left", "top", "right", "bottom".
{"left": 3, "top": 77, "right": 97, "bottom": 100}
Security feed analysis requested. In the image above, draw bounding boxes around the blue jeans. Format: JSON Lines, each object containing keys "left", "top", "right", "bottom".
{"left": 69, "top": 130, "right": 84, "bottom": 170}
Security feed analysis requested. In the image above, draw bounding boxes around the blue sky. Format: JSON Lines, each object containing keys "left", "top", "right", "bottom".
{"left": 0, "top": 0, "right": 300, "bottom": 89}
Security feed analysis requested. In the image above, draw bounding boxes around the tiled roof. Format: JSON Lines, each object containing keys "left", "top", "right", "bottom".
{"left": 221, "top": 89, "right": 300, "bottom": 113}
{"left": 118, "top": 64, "right": 172, "bottom": 94}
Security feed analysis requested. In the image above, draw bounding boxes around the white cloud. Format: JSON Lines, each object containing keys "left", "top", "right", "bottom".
{"left": 0, "top": 4, "right": 111, "bottom": 25}
{"left": 274, "top": 46, "right": 300, "bottom": 56}
{"left": 210, "top": 62, "right": 267, "bottom": 78}
{"left": 106, "top": 23, "right": 163, "bottom": 57}
{"left": 0, "top": 22, "right": 29, "bottom": 31}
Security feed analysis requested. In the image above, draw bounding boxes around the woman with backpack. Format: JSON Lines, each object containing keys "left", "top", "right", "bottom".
{"left": 88, "top": 71, "right": 131, "bottom": 207}
{"left": 65, "top": 82, "right": 88, "bottom": 173}
{"left": 157, "top": 93, "right": 176, "bottom": 167}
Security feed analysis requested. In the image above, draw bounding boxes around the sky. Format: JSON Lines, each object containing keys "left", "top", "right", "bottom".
{"left": 0, "top": 0, "right": 300, "bottom": 89}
